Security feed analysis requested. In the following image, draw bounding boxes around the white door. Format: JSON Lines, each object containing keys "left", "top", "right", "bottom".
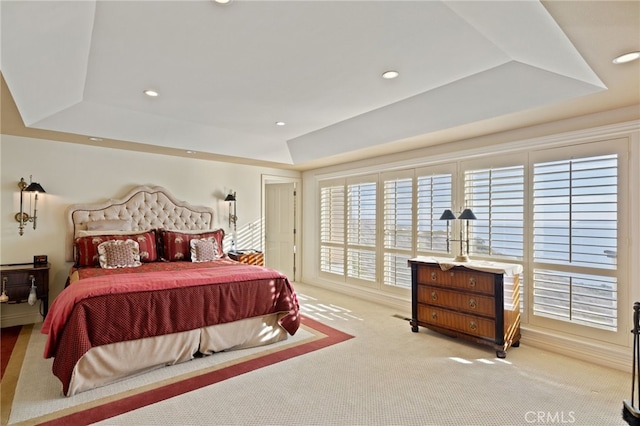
{"left": 265, "top": 182, "right": 296, "bottom": 280}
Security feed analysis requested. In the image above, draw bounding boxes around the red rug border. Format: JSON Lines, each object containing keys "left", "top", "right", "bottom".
{"left": 38, "top": 316, "right": 353, "bottom": 425}
{"left": 1, "top": 325, "right": 23, "bottom": 380}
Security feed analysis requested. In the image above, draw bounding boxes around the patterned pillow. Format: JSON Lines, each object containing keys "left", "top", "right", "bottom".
{"left": 97, "top": 239, "right": 141, "bottom": 269}
{"left": 160, "top": 229, "right": 225, "bottom": 261}
{"left": 190, "top": 238, "right": 220, "bottom": 263}
{"left": 75, "top": 230, "right": 158, "bottom": 266}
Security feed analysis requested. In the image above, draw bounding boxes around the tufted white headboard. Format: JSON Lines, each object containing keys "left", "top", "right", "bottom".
{"left": 65, "top": 185, "right": 214, "bottom": 262}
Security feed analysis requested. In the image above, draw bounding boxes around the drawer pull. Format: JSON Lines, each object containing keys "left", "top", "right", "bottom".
{"left": 430, "top": 272, "right": 437, "bottom": 281}
{"left": 469, "top": 321, "right": 477, "bottom": 331}
{"left": 431, "top": 311, "right": 437, "bottom": 320}
{"left": 431, "top": 291, "right": 438, "bottom": 301}
{"left": 469, "top": 298, "right": 476, "bottom": 309}
{"left": 468, "top": 277, "right": 476, "bottom": 287}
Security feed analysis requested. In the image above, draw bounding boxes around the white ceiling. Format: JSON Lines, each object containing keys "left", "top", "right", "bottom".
{"left": 1, "top": 1, "right": 639, "bottom": 170}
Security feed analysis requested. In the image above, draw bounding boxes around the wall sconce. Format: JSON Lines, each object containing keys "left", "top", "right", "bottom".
{"left": 15, "top": 176, "right": 46, "bottom": 236}
{"left": 224, "top": 191, "right": 237, "bottom": 250}
{"left": 440, "top": 208, "right": 476, "bottom": 262}
{"left": 224, "top": 191, "right": 237, "bottom": 228}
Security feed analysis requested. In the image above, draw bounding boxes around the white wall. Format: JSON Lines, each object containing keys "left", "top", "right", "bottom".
{"left": 0, "top": 135, "right": 300, "bottom": 326}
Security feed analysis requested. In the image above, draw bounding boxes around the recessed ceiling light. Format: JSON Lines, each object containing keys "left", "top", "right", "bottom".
{"left": 144, "top": 89, "right": 159, "bottom": 97}
{"left": 214, "top": 0, "right": 232, "bottom": 3}
{"left": 612, "top": 51, "right": 640, "bottom": 64}
{"left": 186, "top": 150, "right": 197, "bottom": 154}
{"left": 382, "top": 70, "right": 399, "bottom": 79}
{"left": 89, "top": 137, "right": 103, "bottom": 142}
{"left": 275, "top": 121, "right": 286, "bottom": 126}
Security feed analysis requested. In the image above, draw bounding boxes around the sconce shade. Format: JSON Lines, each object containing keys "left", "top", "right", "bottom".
{"left": 24, "top": 182, "right": 46, "bottom": 193}
{"left": 439, "top": 209, "right": 456, "bottom": 220}
{"left": 224, "top": 193, "right": 236, "bottom": 202}
{"left": 458, "top": 208, "right": 477, "bottom": 220}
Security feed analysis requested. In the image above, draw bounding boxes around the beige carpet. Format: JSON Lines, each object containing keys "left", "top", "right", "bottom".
{"left": 4, "top": 284, "right": 633, "bottom": 425}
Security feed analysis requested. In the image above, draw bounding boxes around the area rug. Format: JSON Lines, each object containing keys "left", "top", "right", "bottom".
{"left": 1, "top": 316, "right": 353, "bottom": 426}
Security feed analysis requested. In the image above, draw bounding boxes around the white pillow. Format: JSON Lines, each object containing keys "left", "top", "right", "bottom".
{"left": 190, "top": 238, "right": 219, "bottom": 263}
{"left": 76, "top": 229, "right": 149, "bottom": 238}
{"left": 86, "top": 219, "right": 132, "bottom": 232}
{"left": 97, "top": 239, "right": 142, "bottom": 269}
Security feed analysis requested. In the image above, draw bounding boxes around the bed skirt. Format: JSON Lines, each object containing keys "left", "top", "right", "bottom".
{"left": 67, "top": 313, "right": 287, "bottom": 396}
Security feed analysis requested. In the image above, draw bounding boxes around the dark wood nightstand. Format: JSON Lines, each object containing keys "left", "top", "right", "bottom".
{"left": 228, "top": 250, "right": 264, "bottom": 266}
{"left": 0, "top": 263, "right": 50, "bottom": 318}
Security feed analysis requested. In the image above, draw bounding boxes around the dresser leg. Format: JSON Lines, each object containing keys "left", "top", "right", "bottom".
{"left": 410, "top": 320, "right": 419, "bottom": 332}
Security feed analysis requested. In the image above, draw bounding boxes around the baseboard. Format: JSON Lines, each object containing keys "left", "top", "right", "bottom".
{"left": 301, "top": 280, "right": 411, "bottom": 314}
{"left": 521, "top": 326, "right": 632, "bottom": 372}
{"left": 0, "top": 310, "right": 43, "bottom": 328}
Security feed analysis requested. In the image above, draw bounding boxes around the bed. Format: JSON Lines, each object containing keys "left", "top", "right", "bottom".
{"left": 41, "top": 185, "right": 300, "bottom": 396}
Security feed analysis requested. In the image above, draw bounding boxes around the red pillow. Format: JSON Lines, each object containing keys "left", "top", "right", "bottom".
{"left": 161, "top": 229, "right": 225, "bottom": 261}
{"left": 75, "top": 230, "right": 158, "bottom": 266}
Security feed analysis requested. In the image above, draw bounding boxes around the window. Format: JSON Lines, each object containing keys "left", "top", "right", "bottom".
{"left": 383, "top": 173, "right": 413, "bottom": 288}
{"left": 347, "top": 179, "right": 377, "bottom": 282}
{"left": 315, "top": 137, "right": 628, "bottom": 341}
{"left": 321, "top": 179, "right": 379, "bottom": 282}
{"left": 464, "top": 165, "right": 524, "bottom": 260}
{"left": 417, "top": 173, "right": 452, "bottom": 253}
{"left": 532, "top": 153, "right": 618, "bottom": 331}
{"left": 319, "top": 184, "right": 344, "bottom": 275}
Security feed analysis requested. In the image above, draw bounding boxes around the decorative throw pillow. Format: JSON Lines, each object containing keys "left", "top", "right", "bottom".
{"left": 97, "top": 239, "right": 142, "bottom": 269}
{"left": 161, "top": 229, "right": 225, "bottom": 261}
{"left": 190, "top": 238, "right": 220, "bottom": 263}
{"left": 75, "top": 230, "right": 158, "bottom": 266}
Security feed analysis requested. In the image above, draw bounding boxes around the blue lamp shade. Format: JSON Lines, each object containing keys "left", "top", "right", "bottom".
{"left": 439, "top": 209, "right": 456, "bottom": 220}
{"left": 458, "top": 209, "right": 476, "bottom": 220}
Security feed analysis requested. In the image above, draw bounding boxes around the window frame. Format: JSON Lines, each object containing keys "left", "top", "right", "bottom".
{"left": 526, "top": 139, "right": 629, "bottom": 344}
{"left": 314, "top": 136, "right": 630, "bottom": 345}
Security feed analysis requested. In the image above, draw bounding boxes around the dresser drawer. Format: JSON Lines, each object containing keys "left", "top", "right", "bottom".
{"left": 417, "top": 305, "right": 495, "bottom": 340}
{"left": 417, "top": 264, "right": 495, "bottom": 296}
{"left": 417, "top": 285, "right": 495, "bottom": 317}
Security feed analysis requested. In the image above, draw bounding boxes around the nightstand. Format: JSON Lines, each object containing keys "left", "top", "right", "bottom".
{"left": 228, "top": 250, "right": 264, "bottom": 266}
{"left": 0, "top": 263, "right": 50, "bottom": 318}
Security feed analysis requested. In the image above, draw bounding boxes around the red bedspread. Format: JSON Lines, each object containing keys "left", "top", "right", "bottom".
{"left": 41, "top": 261, "right": 299, "bottom": 395}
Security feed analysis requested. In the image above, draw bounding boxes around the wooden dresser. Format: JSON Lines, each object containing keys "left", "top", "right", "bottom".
{"left": 409, "top": 257, "right": 522, "bottom": 358}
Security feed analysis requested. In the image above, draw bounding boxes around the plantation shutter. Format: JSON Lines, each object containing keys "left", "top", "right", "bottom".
{"left": 417, "top": 173, "right": 452, "bottom": 253}
{"left": 382, "top": 173, "right": 413, "bottom": 288}
{"left": 347, "top": 180, "right": 377, "bottom": 282}
{"left": 464, "top": 165, "right": 524, "bottom": 260}
{"left": 532, "top": 153, "right": 618, "bottom": 331}
{"left": 319, "top": 184, "right": 345, "bottom": 275}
